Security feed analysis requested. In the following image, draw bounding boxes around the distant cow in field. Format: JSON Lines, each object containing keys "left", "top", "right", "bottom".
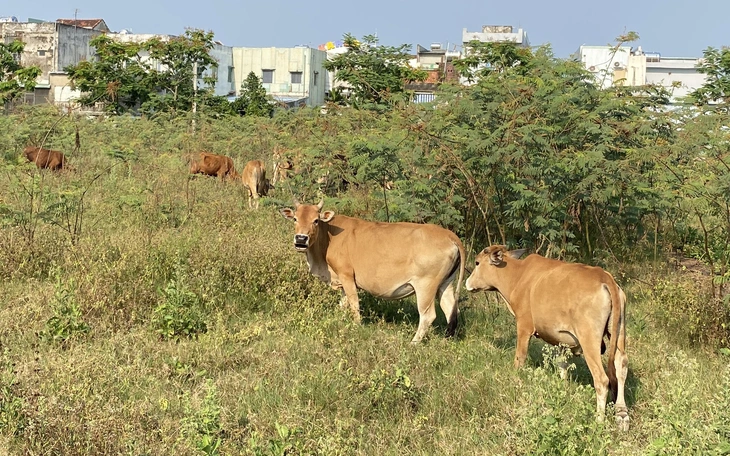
{"left": 189, "top": 152, "right": 237, "bottom": 180}
{"left": 272, "top": 146, "right": 295, "bottom": 185}
{"left": 280, "top": 200, "right": 465, "bottom": 342}
{"left": 241, "top": 160, "right": 269, "bottom": 209}
{"left": 465, "top": 245, "right": 629, "bottom": 431}
{"left": 23, "top": 146, "right": 67, "bottom": 171}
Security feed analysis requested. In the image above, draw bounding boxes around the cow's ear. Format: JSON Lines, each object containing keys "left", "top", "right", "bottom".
{"left": 280, "top": 208, "right": 295, "bottom": 220}
{"left": 488, "top": 249, "right": 504, "bottom": 266}
{"left": 319, "top": 210, "right": 335, "bottom": 222}
{"left": 508, "top": 248, "right": 527, "bottom": 259}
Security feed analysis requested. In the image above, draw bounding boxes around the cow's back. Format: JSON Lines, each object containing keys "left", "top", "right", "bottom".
{"left": 324, "top": 216, "right": 462, "bottom": 291}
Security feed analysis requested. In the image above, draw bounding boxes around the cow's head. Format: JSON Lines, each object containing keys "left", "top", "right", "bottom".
{"left": 465, "top": 245, "right": 527, "bottom": 292}
{"left": 279, "top": 199, "right": 335, "bottom": 252}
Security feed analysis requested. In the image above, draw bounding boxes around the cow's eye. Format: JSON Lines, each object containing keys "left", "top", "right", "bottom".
{"left": 293, "top": 217, "right": 297, "bottom": 222}
{"left": 475, "top": 261, "right": 480, "bottom": 266}
{"left": 313, "top": 219, "right": 319, "bottom": 225}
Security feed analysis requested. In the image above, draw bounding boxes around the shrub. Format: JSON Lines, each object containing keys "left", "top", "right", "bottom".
{"left": 152, "top": 267, "right": 207, "bottom": 340}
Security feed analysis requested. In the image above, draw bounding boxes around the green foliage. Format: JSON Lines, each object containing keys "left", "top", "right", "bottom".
{"left": 181, "top": 380, "right": 225, "bottom": 455}
{"left": 152, "top": 266, "right": 208, "bottom": 340}
{"left": 65, "top": 35, "right": 155, "bottom": 114}
{"left": 0, "top": 40, "right": 41, "bottom": 105}
{"left": 690, "top": 46, "right": 730, "bottom": 108}
{"left": 230, "top": 72, "right": 275, "bottom": 117}
{"left": 39, "top": 275, "right": 90, "bottom": 345}
{"left": 66, "top": 28, "right": 222, "bottom": 116}
{"left": 323, "top": 33, "right": 426, "bottom": 109}
{"left": 143, "top": 29, "right": 219, "bottom": 115}
{"left": 0, "top": 363, "right": 26, "bottom": 437}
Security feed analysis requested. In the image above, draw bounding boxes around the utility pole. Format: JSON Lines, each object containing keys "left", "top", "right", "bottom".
{"left": 192, "top": 61, "right": 197, "bottom": 134}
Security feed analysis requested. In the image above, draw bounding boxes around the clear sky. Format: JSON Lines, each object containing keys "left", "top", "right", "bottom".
{"left": 5, "top": 0, "right": 728, "bottom": 58}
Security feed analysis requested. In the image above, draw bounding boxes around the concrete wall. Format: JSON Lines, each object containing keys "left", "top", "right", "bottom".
{"left": 646, "top": 58, "right": 706, "bottom": 100}
{"left": 576, "top": 45, "right": 632, "bottom": 89}
{"left": 232, "top": 47, "right": 326, "bottom": 107}
{"left": 206, "top": 43, "right": 235, "bottom": 97}
{"left": 56, "top": 23, "right": 100, "bottom": 73}
{"left": 0, "top": 22, "right": 56, "bottom": 85}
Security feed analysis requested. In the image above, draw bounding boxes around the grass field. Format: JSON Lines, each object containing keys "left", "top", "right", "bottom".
{"left": 0, "top": 109, "right": 728, "bottom": 455}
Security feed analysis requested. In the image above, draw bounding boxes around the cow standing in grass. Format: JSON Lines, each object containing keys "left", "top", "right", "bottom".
{"left": 189, "top": 152, "right": 237, "bottom": 180}
{"left": 465, "top": 245, "right": 629, "bottom": 431}
{"left": 280, "top": 200, "right": 465, "bottom": 343}
{"left": 23, "top": 146, "right": 67, "bottom": 171}
{"left": 241, "top": 160, "right": 269, "bottom": 209}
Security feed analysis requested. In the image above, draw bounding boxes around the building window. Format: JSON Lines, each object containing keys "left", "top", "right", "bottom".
{"left": 227, "top": 66, "right": 234, "bottom": 83}
{"left": 313, "top": 71, "right": 318, "bottom": 86}
{"left": 290, "top": 72, "right": 302, "bottom": 84}
{"left": 262, "top": 69, "right": 274, "bottom": 84}
{"left": 37, "top": 50, "right": 46, "bottom": 56}
{"left": 211, "top": 67, "right": 218, "bottom": 81}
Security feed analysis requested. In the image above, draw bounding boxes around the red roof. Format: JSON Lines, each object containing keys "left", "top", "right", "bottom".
{"left": 56, "top": 18, "right": 107, "bottom": 30}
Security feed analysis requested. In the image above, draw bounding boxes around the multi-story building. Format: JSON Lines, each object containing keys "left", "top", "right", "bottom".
{"left": 0, "top": 17, "right": 104, "bottom": 105}
{"left": 407, "top": 43, "right": 460, "bottom": 103}
{"left": 462, "top": 25, "right": 530, "bottom": 51}
{"left": 576, "top": 45, "right": 707, "bottom": 104}
{"left": 231, "top": 46, "right": 327, "bottom": 108}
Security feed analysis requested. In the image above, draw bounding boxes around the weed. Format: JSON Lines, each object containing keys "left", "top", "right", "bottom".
{"left": 38, "top": 273, "right": 90, "bottom": 346}
{"left": 152, "top": 265, "right": 208, "bottom": 340}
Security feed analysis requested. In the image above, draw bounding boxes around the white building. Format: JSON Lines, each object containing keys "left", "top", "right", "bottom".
{"left": 232, "top": 46, "right": 327, "bottom": 108}
{"left": 462, "top": 25, "right": 530, "bottom": 50}
{"left": 576, "top": 45, "right": 707, "bottom": 104}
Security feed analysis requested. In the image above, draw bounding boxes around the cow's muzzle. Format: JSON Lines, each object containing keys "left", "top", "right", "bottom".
{"left": 294, "top": 234, "right": 309, "bottom": 251}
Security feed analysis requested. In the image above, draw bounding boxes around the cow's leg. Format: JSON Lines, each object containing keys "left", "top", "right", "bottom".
{"left": 581, "top": 338, "right": 610, "bottom": 422}
{"left": 412, "top": 282, "right": 440, "bottom": 343}
{"left": 437, "top": 280, "right": 458, "bottom": 338}
{"left": 514, "top": 320, "right": 532, "bottom": 368}
{"left": 340, "top": 278, "right": 361, "bottom": 324}
{"left": 613, "top": 347, "right": 629, "bottom": 431}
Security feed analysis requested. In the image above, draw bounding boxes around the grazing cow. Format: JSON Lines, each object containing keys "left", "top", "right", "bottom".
{"left": 189, "top": 152, "right": 237, "bottom": 180}
{"left": 23, "top": 146, "right": 67, "bottom": 171}
{"left": 465, "top": 245, "right": 629, "bottom": 430}
{"left": 241, "top": 160, "right": 268, "bottom": 209}
{"left": 272, "top": 146, "right": 295, "bottom": 185}
{"left": 280, "top": 200, "right": 465, "bottom": 342}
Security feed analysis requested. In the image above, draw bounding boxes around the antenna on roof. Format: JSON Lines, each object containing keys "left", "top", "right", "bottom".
{"left": 73, "top": 8, "right": 78, "bottom": 28}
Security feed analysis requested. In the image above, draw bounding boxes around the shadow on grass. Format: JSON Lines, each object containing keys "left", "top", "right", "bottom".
{"left": 489, "top": 332, "right": 642, "bottom": 409}
{"left": 358, "top": 294, "right": 462, "bottom": 339}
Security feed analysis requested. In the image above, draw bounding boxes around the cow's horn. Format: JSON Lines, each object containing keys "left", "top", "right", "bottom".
{"left": 293, "top": 198, "right": 300, "bottom": 208}
{"left": 316, "top": 199, "right": 324, "bottom": 210}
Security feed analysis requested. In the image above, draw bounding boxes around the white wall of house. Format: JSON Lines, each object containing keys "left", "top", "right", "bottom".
{"left": 646, "top": 57, "right": 706, "bottom": 101}
{"left": 575, "top": 45, "right": 632, "bottom": 89}
{"left": 232, "top": 46, "right": 327, "bottom": 107}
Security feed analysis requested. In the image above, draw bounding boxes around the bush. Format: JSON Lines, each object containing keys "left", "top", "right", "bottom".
{"left": 152, "top": 267, "right": 208, "bottom": 340}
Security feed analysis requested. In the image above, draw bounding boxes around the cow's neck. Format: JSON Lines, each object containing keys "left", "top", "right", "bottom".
{"left": 305, "top": 223, "right": 332, "bottom": 282}
{"left": 494, "top": 258, "right": 527, "bottom": 304}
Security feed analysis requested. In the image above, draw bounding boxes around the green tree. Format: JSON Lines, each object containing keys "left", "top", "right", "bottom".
{"left": 1, "top": 40, "right": 41, "bottom": 105}
{"left": 690, "top": 46, "right": 730, "bottom": 109}
{"left": 142, "top": 28, "right": 219, "bottom": 115}
{"left": 66, "top": 35, "right": 155, "bottom": 114}
{"left": 230, "top": 71, "right": 274, "bottom": 117}
{"left": 323, "top": 33, "right": 426, "bottom": 109}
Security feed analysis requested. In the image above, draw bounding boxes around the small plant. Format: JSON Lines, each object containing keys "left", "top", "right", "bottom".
{"left": 246, "top": 423, "right": 306, "bottom": 456}
{"left": 367, "top": 366, "right": 420, "bottom": 412}
{"left": 181, "top": 379, "right": 225, "bottom": 455}
{"left": 0, "top": 364, "right": 26, "bottom": 436}
{"left": 38, "top": 274, "right": 90, "bottom": 345}
{"left": 152, "top": 266, "right": 207, "bottom": 340}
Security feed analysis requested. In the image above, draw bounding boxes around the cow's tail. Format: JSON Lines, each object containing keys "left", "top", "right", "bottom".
{"left": 446, "top": 236, "right": 466, "bottom": 337}
{"left": 606, "top": 275, "right": 626, "bottom": 402}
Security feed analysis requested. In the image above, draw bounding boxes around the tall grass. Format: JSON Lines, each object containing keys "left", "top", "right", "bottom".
{"left": 0, "top": 108, "right": 728, "bottom": 454}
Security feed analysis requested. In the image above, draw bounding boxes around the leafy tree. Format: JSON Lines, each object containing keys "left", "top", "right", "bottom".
{"left": 230, "top": 72, "right": 274, "bottom": 117}
{"left": 66, "top": 28, "right": 222, "bottom": 116}
{"left": 66, "top": 35, "right": 155, "bottom": 114}
{"left": 143, "top": 29, "right": 219, "bottom": 115}
{"left": 690, "top": 46, "right": 730, "bottom": 109}
{"left": 1, "top": 40, "right": 41, "bottom": 105}
{"left": 323, "top": 33, "right": 426, "bottom": 109}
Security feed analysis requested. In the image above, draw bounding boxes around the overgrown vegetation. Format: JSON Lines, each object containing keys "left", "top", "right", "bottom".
{"left": 0, "top": 35, "right": 729, "bottom": 454}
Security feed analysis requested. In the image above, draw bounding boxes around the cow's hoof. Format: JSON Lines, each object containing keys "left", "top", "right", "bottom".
{"left": 615, "top": 414, "right": 629, "bottom": 432}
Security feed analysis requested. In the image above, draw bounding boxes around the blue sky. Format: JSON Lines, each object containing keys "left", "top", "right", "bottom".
{"left": 6, "top": 0, "right": 727, "bottom": 58}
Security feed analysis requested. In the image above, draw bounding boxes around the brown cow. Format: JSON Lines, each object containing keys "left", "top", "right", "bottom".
{"left": 280, "top": 200, "right": 465, "bottom": 342}
{"left": 241, "top": 160, "right": 269, "bottom": 209}
{"left": 465, "top": 245, "right": 629, "bottom": 430}
{"left": 189, "top": 152, "right": 237, "bottom": 180}
{"left": 23, "top": 146, "right": 67, "bottom": 170}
